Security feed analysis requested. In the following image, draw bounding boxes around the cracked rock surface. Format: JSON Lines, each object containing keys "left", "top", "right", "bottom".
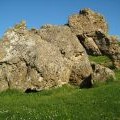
{"left": 0, "top": 22, "right": 92, "bottom": 91}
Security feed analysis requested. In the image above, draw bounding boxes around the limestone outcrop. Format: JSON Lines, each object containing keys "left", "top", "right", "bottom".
{"left": 0, "top": 23, "right": 92, "bottom": 92}
{"left": 38, "top": 25, "right": 92, "bottom": 87}
{"left": 0, "top": 8, "right": 119, "bottom": 92}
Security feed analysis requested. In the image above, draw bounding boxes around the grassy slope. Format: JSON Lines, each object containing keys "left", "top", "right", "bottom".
{"left": 0, "top": 56, "right": 120, "bottom": 120}
{"left": 89, "top": 55, "right": 114, "bottom": 69}
{"left": 89, "top": 55, "right": 111, "bottom": 64}
{"left": 118, "top": 41, "right": 120, "bottom": 46}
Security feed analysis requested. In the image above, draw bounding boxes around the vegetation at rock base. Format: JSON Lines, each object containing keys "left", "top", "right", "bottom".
{"left": 0, "top": 56, "right": 120, "bottom": 120}
{"left": 89, "top": 55, "right": 111, "bottom": 64}
{"left": 0, "top": 78, "right": 120, "bottom": 120}
{"left": 89, "top": 55, "right": 114, "bottom": 69}
{"left": 118, "top": 41, "right": 120, "bottom": 46}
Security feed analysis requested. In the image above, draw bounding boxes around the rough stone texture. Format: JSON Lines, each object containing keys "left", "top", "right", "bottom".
{"left": 77, "top": 34, "right": 102, "bottom": 55}
{"left": 0, "top": 22, "right": 93, "bottom": 92}
{"left": 0, "top": 23, "right": 70, "bottom": 91}
{"left": 38, "top": 25, "right": 93, "bottom": 87}
{"left": 0, "top": 65, "right": 9, "bottom": 91}
{"left": 91, "top": 62, "right": 115, "bottom": 83}
{"left": 0, "top": 40, "right": 7, "bottom": 60}
{"left": 68, "top": 8, "right": 120, "bottom": 69}
{"left": 68, "top": 8, "right": 108, "bottom": 36}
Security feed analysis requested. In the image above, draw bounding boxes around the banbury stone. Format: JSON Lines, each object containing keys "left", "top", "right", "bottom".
{"left": 0, "top": 23, "right": 93, "bottom": 91}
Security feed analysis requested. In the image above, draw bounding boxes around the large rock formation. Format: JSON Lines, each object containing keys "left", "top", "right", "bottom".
{"left": 0, "top": 8, "right": 119, "bottom": 92}
{"left": 0, "top": 22, "right": 92, "bottom": 92}
{"left": 38, "top": 25, "right": 92, "bottom": 87}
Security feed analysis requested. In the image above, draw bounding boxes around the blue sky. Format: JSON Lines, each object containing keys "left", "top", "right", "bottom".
{"left": 0, "top": 0, "right": 120, "bottom": 37}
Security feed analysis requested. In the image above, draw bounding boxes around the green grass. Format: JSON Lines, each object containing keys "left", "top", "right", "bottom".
{"left": 89, "top": 55, "right": 111, "bottom": 64}
{"left": 115, "top": 69, "right": 120, "bottom": 80}
{"left": 89, "top": 55, "right": 114, "bottom": 69}
{"left": 118, "top": 41, "right": 120, "bottom": 46}
{"left": 0, "top": 78, "right": 120, "bottom": 120}
{"left": 0, "top": 55, "right": 120, "bottom": 120}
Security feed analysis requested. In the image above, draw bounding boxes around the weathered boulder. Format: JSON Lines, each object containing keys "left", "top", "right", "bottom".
{"left": 0, "top": 23, "right": 71, "bottom": 91}
{"left": 91, "top": 62, "right": 115, "bottom": 83}
{"left": 0, "top": 22, "right": 93, "bottom": 92}
{"left": 38, "top": 25, "right": 93, "bottom": 87}
{"left": 68, "top": 8, "right": 108, "bottom": 36}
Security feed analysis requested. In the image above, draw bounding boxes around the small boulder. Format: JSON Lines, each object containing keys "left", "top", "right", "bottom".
{"left": 91, "top": 62, "right": 115, "bottom": 83}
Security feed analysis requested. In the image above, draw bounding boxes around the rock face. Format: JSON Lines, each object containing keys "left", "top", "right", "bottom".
{"left": 68, "top": 8, "right": 108, "bottom": 36}
{"left": 0, "top": 23, "right": 92, "bottom": 91}
{"left": 68, "top": 8, "right": 120, "bottom": 69}
{"left": 38, "top": 25, "right": 92, "bottom": 87}
{"left": 91, "top": 62, "right": 115, "bottom": 83}
{"left": 0, "top": 24, "right": 70, "bottom": 91}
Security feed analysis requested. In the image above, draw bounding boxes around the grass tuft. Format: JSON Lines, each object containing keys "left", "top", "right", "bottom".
{"left": 89, "top": 55, "right": 114, "bottom": 69}
{"left": 0, "top": 78, "right": 120, "bottom": 120}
